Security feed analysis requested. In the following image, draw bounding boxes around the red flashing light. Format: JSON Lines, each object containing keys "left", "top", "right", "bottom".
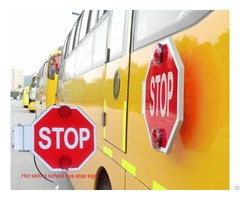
{"left": 152, "top": 43, "right": 164, "bottom": 65}
{"left": 58, "top": 106, "right": 72, "bottom": 119}
{"left": 59, "top": 155, "right": 72, "bottom": 170}
{"left": 55, "top": 57, "right": 59, "bottom": 73}
{"left": 151, "top": 128, "right": 162, "bottom": 149}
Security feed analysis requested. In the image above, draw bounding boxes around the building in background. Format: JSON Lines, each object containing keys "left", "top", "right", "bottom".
{"left": 10, "top": 67, "right": 24, "bottom": 100}
{"left": 10, "top": 67, "right": 37, "bottom": 99}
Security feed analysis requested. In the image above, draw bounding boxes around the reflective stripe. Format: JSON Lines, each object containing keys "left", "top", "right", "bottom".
{"left": 122, "top": 159, "right": 136, "bottom": 177}
{"left": 152, "top": 180, "right": 167, "bottom": 190}
{"left": 122, "top": 101, "right": 127, "bottom": 152}
{"left": 103, "top": 98, "right": 106, "bottom": 139}
{"left": 103, "top": 145, "right": 112, "bottom": 158}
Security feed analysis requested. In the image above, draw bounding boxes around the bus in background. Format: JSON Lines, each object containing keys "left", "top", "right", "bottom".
{"left": 35, "top": 47, "right": 62, "bottom": 117}
{"left": 57, "top": 10, "right": 229, "bottom": 190}
{"left": 22, "top": 86, "right": 29, "bottom": 108}
{"left": 29, "top": 75, "right": 37, "bottom": 112}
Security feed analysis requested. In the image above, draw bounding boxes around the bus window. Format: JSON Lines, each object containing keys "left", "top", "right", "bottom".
{"left": 62, "top": 34, "right": 70, "bottom": 60}
{"left": 75, "top": 33, "right": 94, "bottom": 75}
{"left": 133, "top": 10, "right": 212, "bottom": 50}
{"left": 109, "top": 10, "right": 126, "bottom": 60}
{"left": 89, "top": 10, "right": 98, "bottom": 30}
{"left": 67, "top": 21, "right": 78, "bottom": 55}
{"left": 48, "top": 64, "right": 55, "bottom": 80}
{"left": 74, "top": 13, "right": 83, "bottom": 47}
{"left": 79, "top": 10, "right": 90, "bottom": 42}
{"left": 97, "top": 10, "right": 104, "bottom": 20}
{"left": 37, "top": 66, "right": 43, "bottom": 88}
{"left": 93, "top": 16, "right": 109, "bottom": 66}
{"left": 29, "top": 75, "right": 37, "bottom": 112}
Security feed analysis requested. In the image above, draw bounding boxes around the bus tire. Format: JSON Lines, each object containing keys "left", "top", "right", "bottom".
{"left": 95, "top": 167, "right": 112, "bottom": 190}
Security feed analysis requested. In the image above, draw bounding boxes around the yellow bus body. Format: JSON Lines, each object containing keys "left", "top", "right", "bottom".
{"left": 29, "top": 75, "right": 37, "bottom": 112}
{"left": 57, "top": 10, "right": 229, "bottom": 190}
{"left": 23, "top": 86, "right": 29, "bottom": 108}
{"left": 28, "top": 101, "right": 35, "bottom": 111}
{"left": 35, "top": 48, "right": 61, "bottom": 117}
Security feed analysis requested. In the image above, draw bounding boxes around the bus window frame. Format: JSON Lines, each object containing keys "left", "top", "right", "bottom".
{"left": 60, "top": 10, "right": 110, "bottom": 79}
{"left": 37, "top": 64, "right": 44, "bottom": 88}
{"left": 74, "top": 12, "right": 110, "bottom": 77}
{"left": 74, "top": 12, "right": 84, "bottom": 48}
{"left": 92, "top": 14, "right": 110, "bottom": 68}
{"left": 131, "top": 10, "right": 213, "bottom": 52}
{"left": 97, "top": 10, "right": 104, "bottom": 20}
{"left": 62, "top": 34, "right": 70, "bottom": 61}
{"left": 48, "top": 63, "right": 55, "bottom": 80}
{"left": 66, "top": 19, "right": 79, "bottom": 56}
{"left": 89, "top": 10, "right": 98, "bottom": 31}
{"left": 78, "top": 10, "right": 91, "bottom": 43}
{"left": 108, "top": 10, "right": 130, "bottom": 62}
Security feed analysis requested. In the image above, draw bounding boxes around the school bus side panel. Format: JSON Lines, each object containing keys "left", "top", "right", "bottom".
{"left": 46, "top": 74, "right": 58, "bottom": 107}
{"left": 67, "top": 149, "right": 125, "bottom": 190}
{"left": 126, "top": 10, "right": 229, "bottom": 189}
{"left": 125, "top": 172, "right": 149, "bottom": 190}
{"left": 23, "top": 86, "right": 29, "bottom": 107}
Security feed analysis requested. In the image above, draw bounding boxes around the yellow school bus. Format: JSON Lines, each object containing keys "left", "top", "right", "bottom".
{"left": 29, "top": 75, "right": 37, "bottom": 112}
{"left": 23, "top": 86, "right": 29, "bottom": 108}
{"left": 57, "top": 10, "right": 229, "bottom": 190}
{"left": 35, "top": 47, "right": 62, "bottom": 117}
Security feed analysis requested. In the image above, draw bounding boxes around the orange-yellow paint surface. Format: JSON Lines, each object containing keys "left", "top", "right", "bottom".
{"left": 28, "top": 101, "right": 35, "bottom": 111}
{"left": 58, "top": 10, "right": 229, "bottom": 190}
{"left": 67, "top": 149, "right": 125, "bottom": 190}
{"left": 35, "top": 49, "right": 61, "bottom": 117}
{"left": 23, "top": 86, "right": 29, "bottom": 107}
{"left": 46, "top": 74, "right": 58, "bottom": 107}
{"left": 127, "top": 10, "right": 229, "bottom": 189}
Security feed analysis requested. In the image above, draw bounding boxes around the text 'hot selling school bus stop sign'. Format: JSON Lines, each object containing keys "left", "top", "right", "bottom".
{"left": 144, "top": 37, "right": 184, "bottom": 154}
{"left": 32, "top": 105, "right": 97, "bottom": 171}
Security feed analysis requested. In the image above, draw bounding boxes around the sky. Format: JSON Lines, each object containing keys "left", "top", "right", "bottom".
{"left": 10, "top": 10, "right": 79, "bottom": 75}
{"left": 8, "top": 0, "right": 131, "bottom": 76}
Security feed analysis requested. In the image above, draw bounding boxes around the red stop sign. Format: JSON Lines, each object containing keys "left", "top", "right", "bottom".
{"left": 144, "top": 37, "right": 184, "bottom": 154}
{"left": 31, "top": 105, "right": 96, "bottom": 171}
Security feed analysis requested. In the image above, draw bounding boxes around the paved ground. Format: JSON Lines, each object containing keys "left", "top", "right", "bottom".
{"left": 11, "top": 100, "right": 73, "bottom": 190}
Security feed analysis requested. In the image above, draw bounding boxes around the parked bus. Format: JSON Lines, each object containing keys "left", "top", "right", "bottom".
{"left": 56, "top": 10, "right": 229, "bottom": 190}
{"left": 22, "top": 86, "right": 29, "bottom": 108}
{"left": 29, "top": 75, "right": 37, "bottom": 112}
{"left": 35, "top": 47, "right": 62, "bottom": 117}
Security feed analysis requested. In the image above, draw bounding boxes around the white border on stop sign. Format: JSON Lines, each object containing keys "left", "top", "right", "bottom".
{"left": 143, "top": 37, "right": 184, "bottom": 154}
{"left": 30, "top": 105, "right": 97, "bottom": 172}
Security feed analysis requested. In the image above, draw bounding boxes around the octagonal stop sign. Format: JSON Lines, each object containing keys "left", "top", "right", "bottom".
{"left": 32, "top": 105, "right": 96, "bottom": 171}
{"left": 144, "top": 37, "right": 184, "bottom": 154}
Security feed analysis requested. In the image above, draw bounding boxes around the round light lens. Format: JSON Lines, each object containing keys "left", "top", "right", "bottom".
{"left": 59, "top": 155, "right": 72, "bottom": 170}
{"left": 151, "top": 128, "right": 162, "bottom": 149}
{"left": 58, "top": 106, "right": 72, "bottom": 119}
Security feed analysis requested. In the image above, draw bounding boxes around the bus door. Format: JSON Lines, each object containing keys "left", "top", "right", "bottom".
{"left": 46, "top": 50, "right": 62, "bottom": 107}
{"left": 104, "top": 11, "right": 132, "bottom": 152}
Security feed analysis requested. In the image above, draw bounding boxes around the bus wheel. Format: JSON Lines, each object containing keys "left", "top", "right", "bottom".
{"left": 95, "top": 167, "right": 112, "bottom": 190}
